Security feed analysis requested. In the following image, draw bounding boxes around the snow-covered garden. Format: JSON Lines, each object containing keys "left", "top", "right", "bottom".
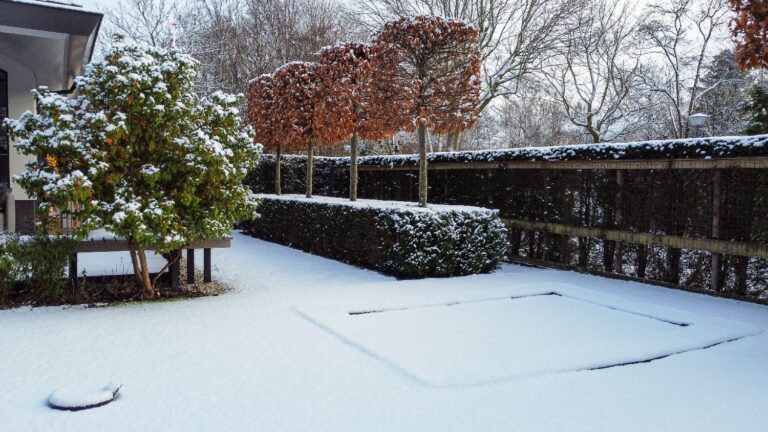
{"left": 1, "top": 232, "right": 767, "bottom": 431}
{"left": 2, "top": 3, "right": 768, "bottom": 430}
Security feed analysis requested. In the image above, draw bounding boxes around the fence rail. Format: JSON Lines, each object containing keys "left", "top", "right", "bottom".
{"left": 501, "top": 218, "right": 768, "bottom": 259}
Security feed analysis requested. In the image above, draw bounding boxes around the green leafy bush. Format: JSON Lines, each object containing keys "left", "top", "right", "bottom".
{"left": 0, "top": 234, "right": 17, "bottom": 306}
{"left": 0, "top": 234, "right": 75, "bottom": 306}
{"left": 244, "top": 195, "right": 507, "bottom": 278}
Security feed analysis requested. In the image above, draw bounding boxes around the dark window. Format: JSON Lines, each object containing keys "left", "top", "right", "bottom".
{"left": 0, "top": 69, "right": 9, "bottom": 189}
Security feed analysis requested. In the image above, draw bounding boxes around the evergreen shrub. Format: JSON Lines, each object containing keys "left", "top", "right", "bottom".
{"left": 0, "top": 235, "right": 75, "bottom": 306}
{"left": 244, "top": 195, "right": 507, "bottom": 278}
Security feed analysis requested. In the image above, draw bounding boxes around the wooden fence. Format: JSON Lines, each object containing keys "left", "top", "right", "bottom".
{"left": 246, "top": 152, "right": 768, "bottom": 301}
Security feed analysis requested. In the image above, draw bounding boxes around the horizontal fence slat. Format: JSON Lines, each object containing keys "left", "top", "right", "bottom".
{"left": 357, "top": 157, "right": 768, "bottom": 171}
{"left": 74, "top": 237, "right": 231, "bottom": 253}
{"left": 502, "top": 218, "right": 768, "bottom": 259}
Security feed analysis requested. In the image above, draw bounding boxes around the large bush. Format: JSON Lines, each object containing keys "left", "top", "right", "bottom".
{"left": 5, "top": 42, "right": 260, "bottom": 298}
{"left": 244, "top": 195, "right": 507, "bottom": 278}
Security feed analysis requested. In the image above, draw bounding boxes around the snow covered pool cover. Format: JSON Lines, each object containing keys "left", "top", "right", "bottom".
{"left": 297, "top": 293, "right": 757, "bottom": 387}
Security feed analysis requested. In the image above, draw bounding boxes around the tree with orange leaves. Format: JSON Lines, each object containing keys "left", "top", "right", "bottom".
{"left": 316, "top": 42, "right": 406, "bottom": 201}
{"left": 248, "top": 73, "right": 286, "bottom": 194}
{"left": 272, "top": 61, "right": 329, "bottom": 198}
{"left": 374, "top": 16, "right": 481, "bottom": 207}
{"left": 731, "top": 0, "right": 768, "bottom": 69}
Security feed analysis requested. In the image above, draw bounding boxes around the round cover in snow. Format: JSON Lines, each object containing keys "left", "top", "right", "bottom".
{"left": 48, "top": 383, "right": 122, "bottom": 411}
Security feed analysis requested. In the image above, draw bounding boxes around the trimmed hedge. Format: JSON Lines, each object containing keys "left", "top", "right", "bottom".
{"left": 244, "top": 195, "right": 507, "bottom": 278}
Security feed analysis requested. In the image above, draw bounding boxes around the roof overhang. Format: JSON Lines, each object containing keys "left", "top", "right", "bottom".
{"left": 0, "top": 0, "right": 102, "bottom": 92}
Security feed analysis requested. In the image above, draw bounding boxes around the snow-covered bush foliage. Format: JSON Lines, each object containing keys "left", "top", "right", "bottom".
{"left": 244, "top": 195, "right": 507, "bottom": 278}
{"left": 4, "top": 42, "right": 261, "bottom": 298}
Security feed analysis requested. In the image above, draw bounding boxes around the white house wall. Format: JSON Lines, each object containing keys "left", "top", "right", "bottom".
{"left": 0, "top": 51, "right": 36, "bottom": 202}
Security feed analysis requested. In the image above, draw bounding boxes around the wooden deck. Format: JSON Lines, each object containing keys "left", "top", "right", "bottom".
{"left": 70, "top": 237, "right": 232, "bottom": 289}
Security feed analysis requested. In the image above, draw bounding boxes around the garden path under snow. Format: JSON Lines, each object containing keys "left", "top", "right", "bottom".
{"left": 1, "top": 232, "right": 767, "bottom": 431}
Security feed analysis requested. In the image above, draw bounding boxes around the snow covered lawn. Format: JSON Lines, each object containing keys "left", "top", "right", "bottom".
{"left": 1, "top": 232, "right": 767, "bottom": 431}
{"left": 299, "top": 292, "right": 756, "bottom": 387}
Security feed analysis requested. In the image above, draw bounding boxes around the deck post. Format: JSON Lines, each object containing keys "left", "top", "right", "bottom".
{"left": 203, "top": 248, "right": 212, "bottom": 283}
{"left": 69, "top": 253, "right": 78, "bottom": 290}
{"left": 186, "top": 249, "right": 195, "bottom": 284}
{"left": 170, "top": 250, "right": 180, "bottom": 290}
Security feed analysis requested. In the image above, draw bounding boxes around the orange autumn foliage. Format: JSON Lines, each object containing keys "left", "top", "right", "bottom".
{"left": 731, "top": 0, "right": 768, "bottom": 69}
{"left": 373, "top": 15, "right": 481, "bottom": 134}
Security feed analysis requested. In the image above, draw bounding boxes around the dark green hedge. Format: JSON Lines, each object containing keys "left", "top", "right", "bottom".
{"left": 244, "top": 195, "right": 507, "bottom": 278}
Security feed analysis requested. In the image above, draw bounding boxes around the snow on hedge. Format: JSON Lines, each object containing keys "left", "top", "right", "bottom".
{"left": 246, "top": 194, "right": 507, "bottom": 278}
{"left": 259, "top": 193, "right": 498, "bottom": 214}
{"left": 257, "top": 134, "right": 768, "bottom": 168}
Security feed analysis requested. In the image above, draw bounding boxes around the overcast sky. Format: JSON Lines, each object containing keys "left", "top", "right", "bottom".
{"left": 82, "top": 0, "right": 119, "bottom": 13}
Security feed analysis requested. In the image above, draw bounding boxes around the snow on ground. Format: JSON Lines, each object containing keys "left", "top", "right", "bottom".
{"left": 78, "top": 251, "right": 166, "bottom": 277}
{"left": 1, "top": 231, "right": 768, "bottom": 431}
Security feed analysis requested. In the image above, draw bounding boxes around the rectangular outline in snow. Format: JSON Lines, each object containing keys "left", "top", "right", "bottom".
{"left": 348, "top": 291, "right": 689, "bottom": 327}
{"left": 347, "top": 292, "right": 559, "bottom": 316}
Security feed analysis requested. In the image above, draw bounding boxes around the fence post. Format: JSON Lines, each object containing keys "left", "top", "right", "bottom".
{"left": 203, "top": 248, "right": 212, "bottom": 283}
{"left": 186, "top": 248, "right": 195, "bottom": 284}
{"left": 711, "top": 169, "right": 722, "bottom": 291}
{"left": 69, "top": 253, "right": 78, "bottom": 290}
{"left": 613, "top": 170, "right": 625, "bottom": 273}
{"left": 170, "top": 249, "right": 180, "bottom": 290}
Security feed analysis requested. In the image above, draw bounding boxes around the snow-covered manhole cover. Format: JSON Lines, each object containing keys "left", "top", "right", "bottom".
{"left": 48, "top": 383, "right": 122, "bottom": 411}
{"left": 296, "top": 293, "right": 756, "bottom": 387}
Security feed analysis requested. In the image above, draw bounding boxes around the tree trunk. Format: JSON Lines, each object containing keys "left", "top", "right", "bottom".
{"left": 128, "top": 241, "right": 143, "bottom": 288}
{"left": 137, "top": 248, "right": 154, "bottom": 299}
{"left": 274, "top": 143, "right": 282, "bottom": 195}
{"left": 349, "top": 132, "right": 358, "bottom": 201}
{"left": 447, "top": 130, "right": 461, "bottom": 151}
{"left": 418, "top": 125, "right": 428, "bottom": 207}
{"left": 306, "top": 141, "right": 313, "bottom": 198}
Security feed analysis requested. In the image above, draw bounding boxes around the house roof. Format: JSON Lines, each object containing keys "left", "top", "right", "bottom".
{"left": 0, "top": 0, "right": 102, "bottom": 92}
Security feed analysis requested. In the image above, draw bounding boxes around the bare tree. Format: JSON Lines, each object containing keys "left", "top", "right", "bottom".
{"left": 696, "top": 49, "right": 752, "bottom": 136}
{"left": 545, "top": 0, "right": 640, "bottom": 143}
{"left": 105, "top": 0, "right": 178, "bottom": 47}
{"left": 106, "top": 0, "right": 350, "bottom": 96}
{"left": 497, "top": 88, "right": 576, "bottom": 147}
{"left": 350, "top": 0, "right": 574, "bottom": 149}
{"left": 638, "top": 0, "right": 729, "bottom": 138}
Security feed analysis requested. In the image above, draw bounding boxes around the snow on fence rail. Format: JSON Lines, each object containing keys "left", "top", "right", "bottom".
{"left": 245, "top": 136, "right": 768, "bottom": 301}
{"left": 252, "top": 135, "right": 768, "bottom": 169}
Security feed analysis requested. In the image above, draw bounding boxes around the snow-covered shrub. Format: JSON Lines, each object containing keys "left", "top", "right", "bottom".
{"left": 4, "top": 42, "right": 261, "bottom": 298}
{"left": 244, "top": 195, "right": 507, "bottom": 278}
